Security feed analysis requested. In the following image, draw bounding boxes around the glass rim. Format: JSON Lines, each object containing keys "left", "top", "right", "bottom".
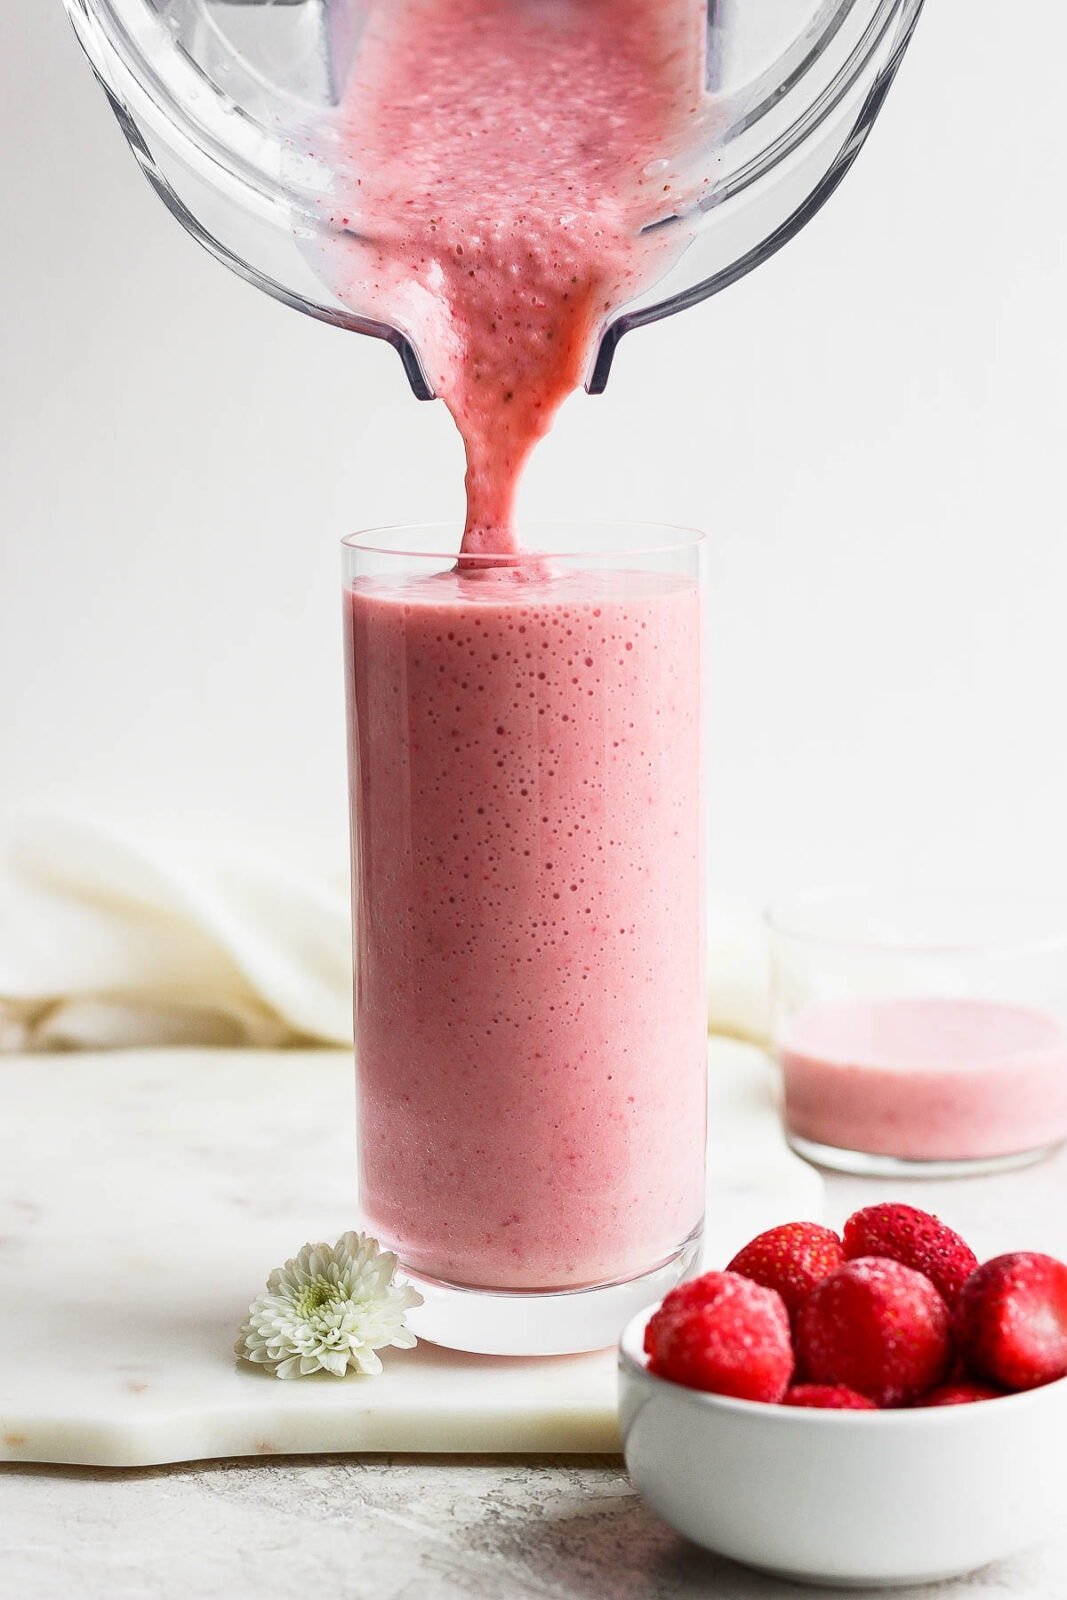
{"left": 341, "top": 519, "right": 707, "bottom": 563}
{"left": 764, "top": 884, "right": 1067, "bottom": 961}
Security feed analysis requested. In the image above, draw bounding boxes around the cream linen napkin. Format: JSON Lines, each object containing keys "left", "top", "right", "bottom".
{"left": 0, "top": 815, "right": 353, "bottom": 1051}
{"left": 0, "top": 813, "right": 771, "bottom": 1052}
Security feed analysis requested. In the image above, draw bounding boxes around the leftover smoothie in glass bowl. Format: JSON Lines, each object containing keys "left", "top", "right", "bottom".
{"left": 767, "top": 888, "right": 1067, "bottom": 1176}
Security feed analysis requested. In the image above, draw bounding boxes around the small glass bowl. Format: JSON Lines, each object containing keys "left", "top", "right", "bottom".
{"left": 766, "top": 887, "right": 1067, "bottom": 1177}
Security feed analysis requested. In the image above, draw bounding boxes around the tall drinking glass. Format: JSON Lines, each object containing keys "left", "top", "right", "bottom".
{"left": 342, "top": 523, "right": 707, "bottom": 1354}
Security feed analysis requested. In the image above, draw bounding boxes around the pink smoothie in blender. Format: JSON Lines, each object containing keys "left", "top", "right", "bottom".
{"left": 324, "top": 0, "right": 711, "bottom": 550}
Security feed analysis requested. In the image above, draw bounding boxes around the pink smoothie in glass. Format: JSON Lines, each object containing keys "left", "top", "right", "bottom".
{"left": 345, "top": 568, "right": 705, "bottom": 1289}
{"left": 781, "top": 997, "right": 1067, "bottom": 1162}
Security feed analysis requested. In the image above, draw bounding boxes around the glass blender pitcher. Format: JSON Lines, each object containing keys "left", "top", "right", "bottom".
{"left": 63, "top": 0, "right": 925, "bottom": 397}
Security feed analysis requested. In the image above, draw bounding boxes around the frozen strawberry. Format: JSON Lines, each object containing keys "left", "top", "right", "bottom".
{"left": 642, "top": 1273, "right": 725, "bottom": 1360}
{"left": 782, "top": 1384, "right": 877, "bottom": 1411}
{"left": 727, "top": 1222, "right": 845, "bottom": 1320}
{"left": 919, "top": 1381, "right": 1006, "bottom": 1406}
{"left": 954, "top": 1252, "right": 1067, "bottom": 1391}
{"left": 645, "top": 1271, "right": 793, "bottom": 1401}
{"left": 843, "top": 1204, "right": 978, "bottom": 1307}
{"left": 795, "top": 1257, "right": 952, "bottom": 1407}
{"left": 643, "top": 1271, "right": 734, "bottom": 1366}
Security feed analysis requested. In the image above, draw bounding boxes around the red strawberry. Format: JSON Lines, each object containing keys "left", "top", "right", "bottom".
{"left": 642, "top": 1274, "right": 725, "bottom": 1357}
{"left": 954, "top": 1252, "right": 1067, "bottom": 1391}
{"left": 782, "top": 1384, "right": 877, "bottom": 1411}
{"left": 644, "top": 1271, "right": 793, "bottom": 1402}
{"left": 843, "top": 1204, "right": 978, "bottom": 1307}
{"left": 919, "top": 1381, "right": 1006, "bottom": 1406}
{"left": 795, "top": 1257, "right": 952, "bottom": 1407}
{"left": 728, "top": 1222, "right": 845, "bottom": 1320}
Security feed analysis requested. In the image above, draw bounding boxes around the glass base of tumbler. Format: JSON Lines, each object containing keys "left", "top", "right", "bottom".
{"left": 786, "top": 1131, "right": 1064, "bottom": 1180}
{"left": 403, "top": 1225, "right": 704, "bottom": 1356}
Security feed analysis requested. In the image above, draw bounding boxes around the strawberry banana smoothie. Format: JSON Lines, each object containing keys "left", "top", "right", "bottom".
{"left": 337, "top": 0, "right": 710, "bottom": 1310}
{"left": 781, "top": 997, "right": 1067, "bottom": 1164}
{"left": 345, "top": 567, "right": 704, "bottom": 1289}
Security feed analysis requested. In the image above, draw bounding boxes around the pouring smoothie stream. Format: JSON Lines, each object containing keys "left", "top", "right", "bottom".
{"left": 331, "top": 0, "right": 711, "bottom": 1325}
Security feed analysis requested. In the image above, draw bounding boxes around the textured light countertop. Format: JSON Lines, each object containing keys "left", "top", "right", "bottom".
{"left": 2, "top": 1072, "right": 1065, "bottom": 1599}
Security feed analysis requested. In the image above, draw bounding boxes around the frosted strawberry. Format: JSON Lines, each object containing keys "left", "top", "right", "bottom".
{"left": 782, "top": 1384, "right": 877, "bottom": 1411}
{"left": 954, "top": 1252, "right": 1067, "bottom": 1391}
{"left": 843, "top": 1204, "right": 978, "bottom": 1308}
{"left": 795, "top": 1257, "right": 952, "bottom": 1407}
{"left": 644, "top": 1271, "right": 793, "bottom": 1402}
{"left": 728, "top": 1222, "right": 845, "bottom": 1320}
{"left": 642, "top": 1274, "right": 727, "bottom": 1351}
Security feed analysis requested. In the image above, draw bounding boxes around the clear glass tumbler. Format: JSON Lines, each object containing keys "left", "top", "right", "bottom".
{"left": 768, "top": 887, "right": 1067, "bottom": 1177}
{"left": 342, "top": 523, "right": 707, "bottom": 1354}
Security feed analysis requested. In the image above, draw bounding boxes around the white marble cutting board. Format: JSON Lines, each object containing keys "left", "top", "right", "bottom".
{"left": 0, "top": 1043, "right": 821, "bottom": 1466}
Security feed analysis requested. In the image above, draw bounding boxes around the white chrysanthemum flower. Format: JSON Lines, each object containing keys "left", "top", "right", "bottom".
{"left": 236, "top": 1231, "right": 423, "bottom": 1379}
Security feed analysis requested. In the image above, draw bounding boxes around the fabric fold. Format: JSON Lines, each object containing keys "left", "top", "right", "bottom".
{"left": 0, "top": 814, "right": 352, "bottom": 1051}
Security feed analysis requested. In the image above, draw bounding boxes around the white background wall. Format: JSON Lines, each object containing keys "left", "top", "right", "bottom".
{"left": 2, "top": 2, "right": 1065, "bottom": 903}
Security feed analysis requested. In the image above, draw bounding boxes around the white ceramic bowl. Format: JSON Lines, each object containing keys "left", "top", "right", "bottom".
{"left": 619, "top": 1310, "right": 1067, "bottom": 1588}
